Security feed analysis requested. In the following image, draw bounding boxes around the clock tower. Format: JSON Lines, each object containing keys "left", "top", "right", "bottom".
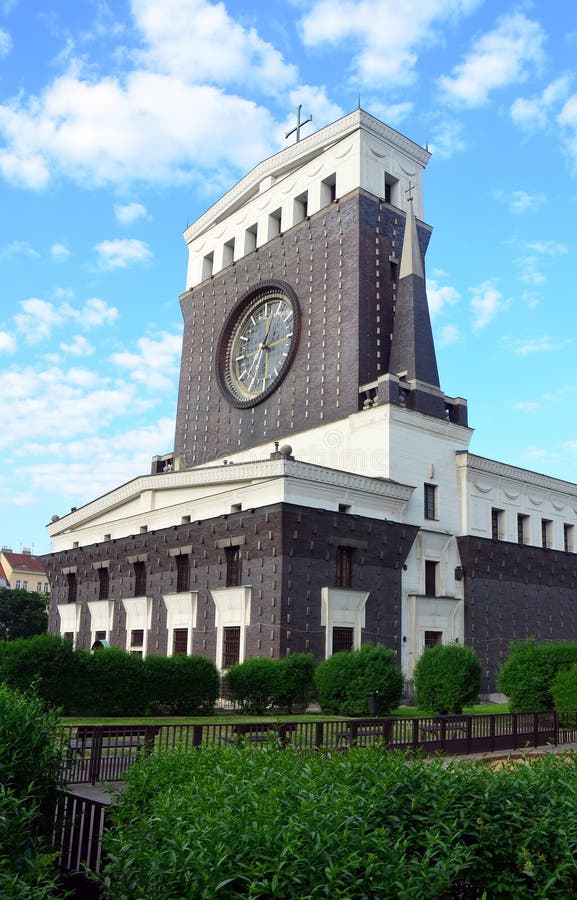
{"left": 172, "top": 109, "right": 465, "bottom": 473}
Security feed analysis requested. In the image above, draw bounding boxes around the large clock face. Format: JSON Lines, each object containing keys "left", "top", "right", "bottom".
{"left": 217, "top": 282, "right": 301, "bottom": 407}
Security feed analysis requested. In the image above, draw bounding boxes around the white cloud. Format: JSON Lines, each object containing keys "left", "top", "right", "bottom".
{"left": 527, "top": 240, "right": 568, "bottom": 256}
{"left": 515, "top": 255, "right": 546, "bottom": 286}
{"left": 132, "top": 0, "right": 297, "bottom": 93}
{"left": 437, "top": 323, "right": 460, "bottom": 346}
{"left": 427, "top": 277, "right": 460, "bottom": 316}
{"left": 115, "top": 201, "right": 147, "bottom": 224}
{"left": 13, "top": 296, "right": 119, "bottom": 343}
{"left": 558, "top": 93, "right": 577, "bottom": 171}
{"left": 438, "top": 13, "right": 545, "bottom": 107}
{"left": 470, "top": 279, "right": 506, "bottom": 329}
{"left": 0, "top": 240, "right": 39, "bottom": 260}
{"left": 0, "top": 28, "right": 12, "bottom": 58}
{"left": 0, "top": 330, "right": 16, "bottom": 353}
{"left": 111, "top": 330, "right": 182, "bottom": 391}
{"left": 508, "top": 336, "right": 572, "bottom": 357}
{"left": 510, "top": 75, "right": 572, "bottom": 132}
{"left": 514, "top": 401, "right": 541, "bottom": 412}
{"left": 427, "top": 118, "right": 467, "bottom": 159}
{"left": 491, "top": 188, "right": 545, "bottom": 214}
{"left": 94, "top": 238, "right": 153, "bottom": 269}
{"left": 60, "top": 335, "right": 94, "bottom": 356}
{"left": 299, "top": 0, "right": 482, "bottom": 87}
{"left": 50, "top": 242, "right": 71, "bottom": 262}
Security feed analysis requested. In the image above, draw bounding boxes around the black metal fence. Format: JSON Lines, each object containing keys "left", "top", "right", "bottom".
{"left": 58, "top": 711, "right": 568, "bottom": 786}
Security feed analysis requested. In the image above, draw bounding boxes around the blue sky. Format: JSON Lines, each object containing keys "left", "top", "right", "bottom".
{"left": 1, "top": 0, "right": 576, "bottom": 556}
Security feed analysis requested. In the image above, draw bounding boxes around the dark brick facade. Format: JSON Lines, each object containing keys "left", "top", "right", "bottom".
{"left": 173, "top": 190, "right": 431, "bottom": 468}
{"left": 45, "top": 504, "right": 418, "bottom": 666}
{"left": 458, "top": 536, "right": 577, "bottom": 692}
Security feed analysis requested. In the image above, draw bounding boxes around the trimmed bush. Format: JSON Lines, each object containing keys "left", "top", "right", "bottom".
{"left": 413, "top": 643, "right": 481, "bottom": 715}
{"left": 143, "top": 654, "right": 219, "bottom": 715}
{"left": 83, "top": 648, "right": 146, "bottom": 716}
{"left": 552, "top": 663, "right": 577, "bottom": 720}
{"left": 314, "top": 644, "right": 403, "bottom": 716}
{"left": 0, "top": 684, "right": 63, "bottom": 898}
{"left": 0, "top": 632, "right": 87, "bottom": 713}
{"left": 273, "top": 653, "right": 316, "bottom": 712}
{"left": 497, "top": 640, "right": 577, "bottom": 712}
{"left": 224, "top": 656, "right": 281, "bottom": 714}
{"left": 102, "top": 746, "right": 577, "bottom": 899}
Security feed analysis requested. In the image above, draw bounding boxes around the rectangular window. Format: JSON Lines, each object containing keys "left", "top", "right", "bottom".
{"left": 15, "top": 580, "right": 20, "bottom": 589}
{"left": 36, "top": 581, "right": 42, "bottom": 592}
{"left": 67, "top": 572, "right": 77, "bottom": 604}
{"left": 22, "top": 580, "right": 28, "bottom": 590}
{"left": 424, "top": 630, "right": 443, "bottom": 649}
{"left": 564, "top": 524, "right": 575, "bottom": 553}
{"left": 44, "top": 582, "right": 49, "bottom": 592}
{"left": 95, "top": 630, "right": 106, "bottom": 641}
{"left": 98, "top": 567, "right": 109, "bottom": 600}
{"left": 225, "top": 545, "right": 241, "bottom": 588}
{"left": 424, "top": 484, "right": 437, "bottom": 520}
{"left": 176, "top": 554, "right": 190, "bottom": 593}
{"left": 425, "top": 560, "right": 438, "bottom": 597}
{"left": 130, "top": 629, "right": 144, "bottom": 648}
{"left": 63, "top": 632, "right": 74, "bottom": 642}
{"left": 222, "top": 626, "right": 241, "bottom": 668}
{"left": 133, "top": 561, "right": 146, "bottom": 597}
{"left": 173, "top": 628, "right": 188, "bottom": 655}
{"left": 332, "top": 626, "right": 354, "bottom": 653}
{"left": 517, "top": 514, "right": 529, "bottom": 546}
{"left": 335, "top": 546, "right": 353, "bottom": 588}
{"left": 491, "top": 508, "right": 504, "bottom": 541}
{"left": 541, "top": 519, "right": 553, "bottom": 550}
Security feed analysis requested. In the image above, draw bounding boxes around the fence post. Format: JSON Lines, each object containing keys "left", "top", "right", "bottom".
{"left": 512, "top": 713, "right": 518, "bottom": 750}
{"left": 315, "top": 721, "right": 325, "bottom": 750}
{"left": 192, "top": 724, "right": 203, "bottom": 747}
{"left": 88, "top": 727, "right": 103, "bottom": 785}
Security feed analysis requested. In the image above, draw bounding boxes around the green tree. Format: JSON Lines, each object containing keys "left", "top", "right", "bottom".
{"left": 0, "top": 588, "right": 48, "bottom": 640}
{"left": 413, "top": 642, "right": 481, "bottom": 715}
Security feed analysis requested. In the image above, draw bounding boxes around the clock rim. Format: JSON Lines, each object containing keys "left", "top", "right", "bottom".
{"left": 216, "top": 279, "right": 302, "bottom": 409}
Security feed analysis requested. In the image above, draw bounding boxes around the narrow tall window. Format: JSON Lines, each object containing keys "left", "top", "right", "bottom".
{"left": 67, "top": 572, "right": 77, "bottom": 604}
{"left": 133, "top": 561, "right": 146, "bottom": 597}
{"left": 517, "top": 514, "right": 529, "bottom": 546}
{"left": 424, "top": 560, "right": 438, "bottom": 596}
{"left": 172, "top": 628, "right": 188, "bottom": 655}
{"left": 564, "top": 524, "right": 575, "bottom": 553}
{"left": 94, "top": 630, "right": 106, "bottom": 642}
{"left": 424, "top": 630, "right": 442, "bottom": 649}
{"left": 541, "top": 519, "right": 553, "bottom": 550}
{"left": 225, "top": 545, "right": 241, "bottom": 587}
{"left": 98, "top": 567, "right": 109, "bottom": 600}
{"left": 335, "top": 546, "right": 353, "bottom": 588}
{"left": 424, "top": 484, "right": 437, "bottom": 520}
{"left": 130, "top": 629, "right": 144, "bottom": 657}
{"left": 332, "top": 626, "right": 354, "bottom": 653}
{"left": 222, "top": 626, "right": 241, "bottom": 668}
{"left": 491, "top": 508, "right": 504, "bottom": 541}
{"left": 176, "top": 554, "right": 190, "bottom": 593}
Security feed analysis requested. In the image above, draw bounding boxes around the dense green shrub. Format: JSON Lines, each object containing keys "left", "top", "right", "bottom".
{"left": 498, "top": 640, "right": 577, "bottom": 712}
{"left": 0, "top": 587, "right": 48, "bottom": 639}
{"left": 314, "top": 644, "right": 403, "bottom": 716}
{"left": 83, "top": 648, "right": 146, "bottom": 716}
{"left": 0, "top": 684, "right": 63, "bottom": 898}
{"left": 413, "top": 643, "right": 481, "bottom": 714}
{"left": 102, "top": 745, "right": 577, "bottom": 899}
{"left": 273, "top": 653, "right": 315, "bottom": 711}
{"left": 224, "top": 656, "right": 281, "bottom": 714}
{"left": 143, "top": 654, "right": 219, "bottom": 715}
{"left": 0, "top": 632, "right": 86, "bottom": 712}
{"left": 552, "top": 663, "right": 577, "bottom": 719}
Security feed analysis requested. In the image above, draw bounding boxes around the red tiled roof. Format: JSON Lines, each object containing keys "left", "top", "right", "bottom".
{"left": 1, "top": 552, "right": 47, "bottom": 574}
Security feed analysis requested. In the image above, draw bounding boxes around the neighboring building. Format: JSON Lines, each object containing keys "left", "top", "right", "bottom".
{"left": 44, "top": 109, "right": 577, "bottom": 693}
{"left": 0, "top": 547, "right": 50, "bottom": 594}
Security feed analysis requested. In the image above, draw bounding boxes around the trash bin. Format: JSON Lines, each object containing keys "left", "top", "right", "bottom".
{"left": 367, "top": 691, "right": 380, "bottom": 716}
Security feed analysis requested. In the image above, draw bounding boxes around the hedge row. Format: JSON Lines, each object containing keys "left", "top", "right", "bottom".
{"left": 102, "top": 745, "right": 577, "bottom": 898}
{"left": 0, "top": 634, "right": 219, "bottom": 716}
{"left": 497, "top": 639, "right": 577, "bottom": 712}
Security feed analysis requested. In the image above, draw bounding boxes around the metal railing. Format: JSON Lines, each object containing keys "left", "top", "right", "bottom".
{"left": 58, "top": 711, "right": 563, "bottom": 785}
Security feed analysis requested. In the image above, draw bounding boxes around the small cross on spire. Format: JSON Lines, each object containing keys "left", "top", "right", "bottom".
{"left": 405, "top": 180, "right": 415, "bottom": 201}
{"left": 286, "top": 105, "right": 312, "bottom": 144}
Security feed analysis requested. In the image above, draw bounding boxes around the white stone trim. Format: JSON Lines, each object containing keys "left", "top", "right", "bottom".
{"left": 87, "top": 600, "right": 114, "bottom": 649}
{"left": 57, "top": 603, "right": 81, "bottom": 644}
{"left": 320, "top": 587, "right": 369, "bottom": 657}
{"left": 163, "top": 591, "right": 198, "bottom": 656}
{"left": 211, "top": 586, "right": 252, "bottom": 669}
{"left": 121, "top": 595, "right": 152, "bottom": 658}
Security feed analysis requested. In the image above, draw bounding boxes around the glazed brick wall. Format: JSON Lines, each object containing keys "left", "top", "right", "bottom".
{"left": 458, "top": 536, "right": 577, "bottom": 692}
{"left": 45, "top": 504, "right": 418, "bottom": 667}
{"left": 173, "top": 191, "right": 432, "bottom": 468}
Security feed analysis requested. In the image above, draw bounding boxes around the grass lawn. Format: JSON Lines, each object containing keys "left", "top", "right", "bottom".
{"left": 60, "top": 703, "right": 509, "bottom": 726}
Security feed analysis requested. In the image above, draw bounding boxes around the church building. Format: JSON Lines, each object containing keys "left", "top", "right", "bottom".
{"left": 45, "top": 109, "right": 577, "bottom": 694}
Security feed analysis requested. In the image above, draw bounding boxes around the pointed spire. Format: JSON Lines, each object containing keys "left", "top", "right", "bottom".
{"left": 388, "top": 189, "right": 440, "bottom": 390}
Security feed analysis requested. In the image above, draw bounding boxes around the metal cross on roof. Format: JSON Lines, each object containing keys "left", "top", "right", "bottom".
{"left": 285, "top": 105, "right": 312, "bottom": 144}
{"left": 405, "top": 180, "right": 415, "bottom": 200}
